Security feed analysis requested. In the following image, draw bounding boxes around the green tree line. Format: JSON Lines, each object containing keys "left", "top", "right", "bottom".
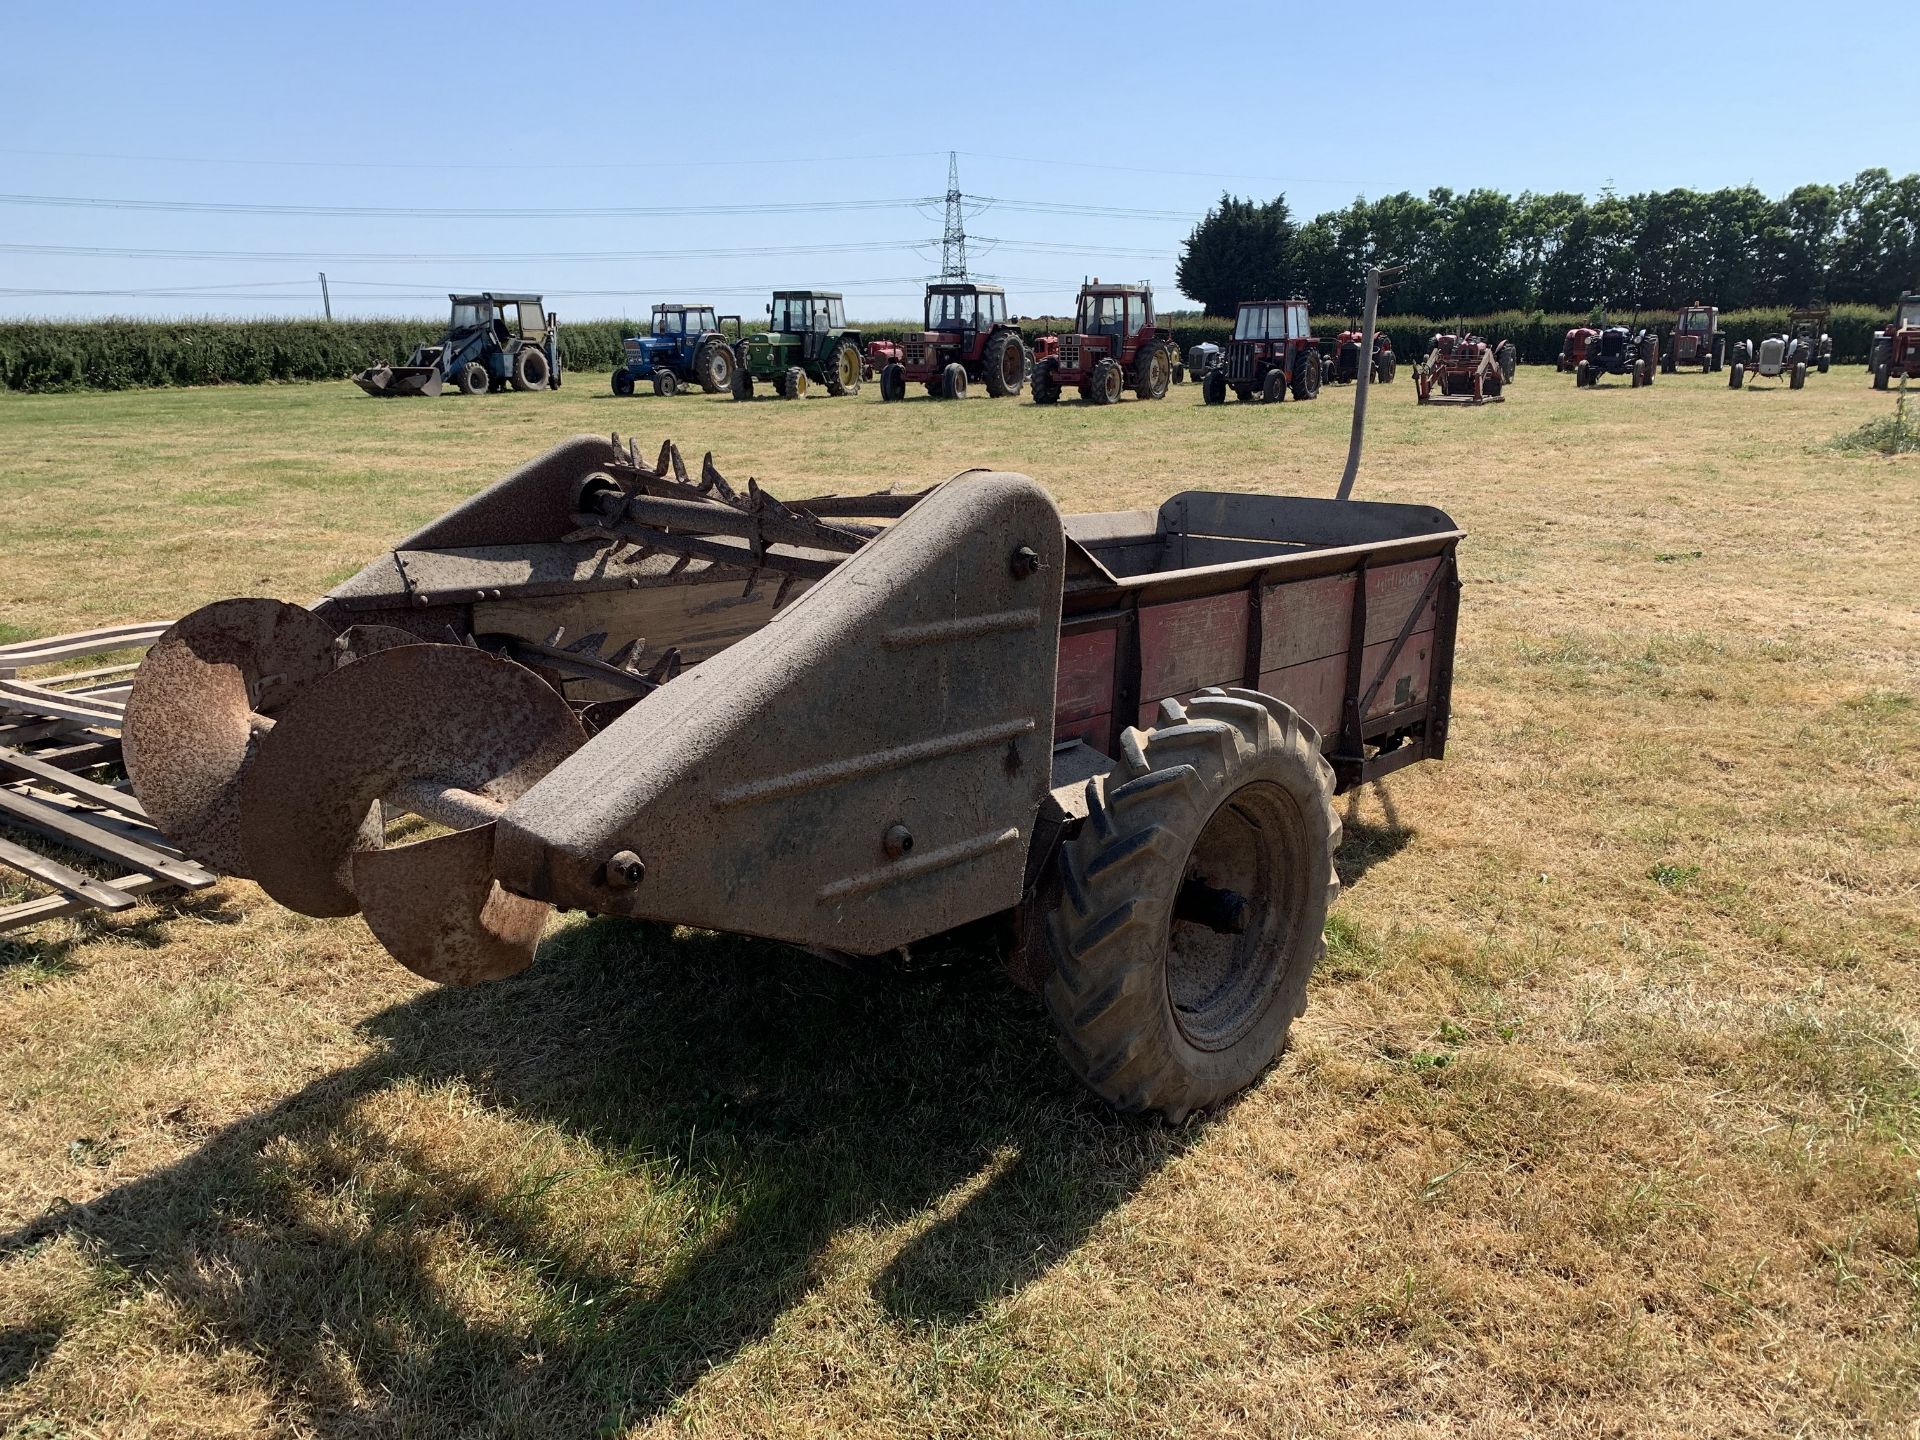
{"left": 1177, "top": 170, "right": 1920, "bottom": 318}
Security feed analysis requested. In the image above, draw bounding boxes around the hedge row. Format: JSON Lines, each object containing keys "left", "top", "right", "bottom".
{"left": 0, "top": 305, "right": 1894, "bottom": 392}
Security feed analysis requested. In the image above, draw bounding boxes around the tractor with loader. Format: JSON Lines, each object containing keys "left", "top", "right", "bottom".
{"left": 1413, "top": 332, "right": 1509, "bottom": 404}
{"left": 354, "top": 293, "right": 561, "bottom": 398}
{"left": 119, "top": 276, "right": 1460, "bottom": 1122}
{"left": 878, "top": 283, "right": 1028, "bottom": 401}
{"left": 1029, "top": 282, "right": 1177, "bottom": 405}
{"left": 732, "top": 291, "right": 864, "bottom": 400}
{"left": 612, "top": 305, "right": 741, "bottom": 397}
{"left": 1869, "top": 293, "right": 1920, "bottom": 390}
{"left": 1202, "top": 298, "right": 1322, "bottom": 405}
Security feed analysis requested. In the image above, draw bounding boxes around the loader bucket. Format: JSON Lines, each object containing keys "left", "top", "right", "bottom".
{"left": 352, "top": 363, "right": 443, "bottom": 398}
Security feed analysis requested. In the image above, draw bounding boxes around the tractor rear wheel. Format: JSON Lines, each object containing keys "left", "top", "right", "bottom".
{"left": 512, "top": 347, "right": 550, "bottom": 392}
{"left": 652, "top": 370, "right": 680, "bottom": 397}
{"left": 1042, "top": 689, "right": 1340, "bottom": 1121}
{"left": 1261, "top": 369, "right": 1286, "bottom": 404}
{"left": 1202, "top": 369, "right": 1226, "bottom": 405}
{"left": 1791, "top": 361, "right": 1806, "bottom": 390}
{"left": 1133, "top": 343, "right": 1171, "bottom": 400}
{"left": 1377, "top": 354, "right": 1396, "bottom": 384}
{"left": 693, "top": 338, "right": 734, "bottom": 393}
{"left": 983, "top": 330, "right": 1025, "bottom": 397}
{"left": 1088, "top": 356, "right": 1124, "bottom": 405}
{"left": 1031, "top": 358, "right": 1061, "bottom": 405}
{"left": 457, "top": 361, "right": 491, "bottom": 396}
{"left": 611, "top": 369, "right": 635, "bottom": 398}
{"left": 880, "top": 363, "right": 906, "bottom": 403}
{"left": 1292, "top": 349, "right": 1321, "bottom": 400}
{"left": 822, "top": 338, "right": 862, "bottom": 396}
{"left": 1729, "top": 362, "right": 1745, "bottom": 390}
{"left": 941, "top": 362, "right": 969, "bottom": 400}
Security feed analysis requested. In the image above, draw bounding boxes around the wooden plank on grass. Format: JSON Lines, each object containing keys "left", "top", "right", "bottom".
{"left": 0, "top": 623, "right": 168, "bottom": 676}
{"left": 0, "top": 871, "right": 170, "bottom": 933}
{"left": 0, "top": 835, "right": 138, "bottom": 912}
{"left": 0, "top": 788, "right": 211, "bottom": 887}
{"left": 0, "top": 745, "right": 147, "bottom": 818}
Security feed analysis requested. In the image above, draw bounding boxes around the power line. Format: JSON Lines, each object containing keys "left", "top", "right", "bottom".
{"left": 0, "top": 192, "right": 937, "bottom": 220}
{"left": 0, "top": 239, "right": 936, "bottom": 264}
{"left": 0, "top": 145, "right": 947, "bottom": 173}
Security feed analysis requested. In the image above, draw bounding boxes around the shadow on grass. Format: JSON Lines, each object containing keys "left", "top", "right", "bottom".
{"left": 1336, "top": 781, "right": 1417, "bottom": 890}
{"left": 1, "top": 918, "right": 1190, "bottom": 1433}
{"left": 0, "top": 889, "right": 245, "bottom": 973}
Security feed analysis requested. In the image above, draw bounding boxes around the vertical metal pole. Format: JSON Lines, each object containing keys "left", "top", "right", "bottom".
{"left": 319, "top": 272, "right": 332, "bottom": 321}
{"left": 1337, "top": 265, "right": 1383, "bottom": 501}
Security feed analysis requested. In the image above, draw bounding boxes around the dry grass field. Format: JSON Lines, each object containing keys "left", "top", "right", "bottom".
{"left": 2, "top": 366, "right": 1917, "bottom": 1438}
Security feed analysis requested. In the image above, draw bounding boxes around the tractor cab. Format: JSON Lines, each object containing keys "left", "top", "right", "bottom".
{"left": 1207, "top": 298, "right": 1321, "bottom": 404}
{"left": 450, "top": 293, "right": 551, "bottom": 345}
{"left": 767, "top": 291, "right": 846, "bottom": 337}
{"left": 925, "top": 283, "right": 1009, "bottom": 334}
{"left": 1896, "top": 295, "right": 1920, "bottom": 332}
{"left": 1077, "top": 284, "right": 1154, "bottom": 340}
{"left": 1676, "top": 305, "right": 1715, "bottom": 336}
{"left": 651, "top": 304, "right": 719, "bottom": 336}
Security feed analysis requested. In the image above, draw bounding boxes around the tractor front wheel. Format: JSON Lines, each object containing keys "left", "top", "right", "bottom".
{"left": 1874, "top": 361, "right": 1891, "bottom": 391}
{"left": 512, "top": 347, "right": 550, "bottom": 392}
{"left": 780, "top": 366, "right": 808, "bottom": 400}
{"left": 879, "top": 363, "right": 906, "bottom": 403}
{"left": 731, "top": 343, "right": 753, "bottom": 401}
{"left": 1377, "top": 354, "right": 1396, "bottom": 384}
{"left": 611, "top": 369, "right": 635, "bottom": 398}
{"left": 693, "top": 338, "right": 734, "bottom": 393}
{"left": 941, "top": 362, "right": 969, "bottom": 400}
{"left": 1041, "top": 689, "right": 1340, "bottom": 1121}
{"left": 1791, "top": 361, "right": 1806, "bottom": 390}
{"left": 983, "top": 331, "right": 1025, "bottom": 397}
{"left": 1631, "top": 361, "right": 1645, "bottom": 388}
{"left": 1729, "top": 362, "right": 1745, "bottom": 390}
{"left": 457, "top": 361, "right": 491, "bottom": 396}
{"left": 1202, "top": 369, "right": 1226, "bottom": 405}
{"left": 1088, "top": 356, "right": 1124, "bottom": 405}
{"left": 1031, "top": 358, "right": 1061, "bottom": 405}
{"left": 1261, "top": 369, "right": 1286, "bottom": 404}
{"left": 1292, "top": 349, "right": 1321, "bottom": 401}
{"left": 652, "top": 370, "right": 680, "bottom": 397}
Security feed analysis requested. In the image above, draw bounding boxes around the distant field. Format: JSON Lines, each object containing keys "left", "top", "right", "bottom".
{"left": 1, "top": 368, "right": 1917, "bottom": 1437}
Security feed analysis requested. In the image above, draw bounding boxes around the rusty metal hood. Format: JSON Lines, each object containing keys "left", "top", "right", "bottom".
{"left": 493, "top": 471, "right": 1064, "bottom": 955}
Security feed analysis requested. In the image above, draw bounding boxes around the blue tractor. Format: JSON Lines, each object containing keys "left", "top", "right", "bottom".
{"left": 354, "top": 293, "right": 562, "bottom": 397}
{"left": 611, "top": 304, "right": 742, "bottom": 396}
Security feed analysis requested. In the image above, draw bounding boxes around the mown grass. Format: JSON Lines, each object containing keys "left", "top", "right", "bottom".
{"left": 1, "top": 366, "right": 1917, "bottom": 1436}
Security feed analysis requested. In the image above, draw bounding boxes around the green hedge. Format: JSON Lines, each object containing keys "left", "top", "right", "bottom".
{"left": 0, "top": 304, "right": 1893, "bottom": 393}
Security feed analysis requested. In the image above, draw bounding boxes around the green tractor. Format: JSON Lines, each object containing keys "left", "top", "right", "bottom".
{"left": 732, "top": 291, "right": 864, "bottom": 400}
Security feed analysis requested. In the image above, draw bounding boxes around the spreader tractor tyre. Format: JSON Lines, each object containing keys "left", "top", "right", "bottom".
{"left": 1202, "top": 369, "right": 1227, "bottom": 405}
{"left": 1791, "top": 361, "right": 1807, "bottom": 390}
{"left": 983, "top": 331, "right": 1025, "bottom": 397}
{"left": 611, "top": 370, "right": 635, "bottom": 398}
{"left": 1134, "top": 343, "right": 1171, "bottom": 401}
{"left": 823, "top": 339, "right": 862, "bottom": 396}
{"left": 512, "top": 347, "right": 551, "bottom": 392}
{"left": 694, "top": 338, "right": 734, "bottom": 393}
{"left": 1261, "top": 370, "right": 1287, "bottom": 404}
{"left": 1041, "top": 689, "right": 1341, "bottom": 1122}
{"left": 1729, "top": 362, "right": 1745, "bottom": 390}
{"left": 1292, "top": 349, "right": 1321, "bottom": 401}
{"left": 652, "top": 370, "right": 680, "bottom": 397}
{"left": 1088, "top": 356, "right": 1125, "bottom": 405}
{"left": 941, "top": 362, "right": 969, "bottom": 400}
{"left": 1031, "top": 358, "right": 1062, "bottom": 405}
{"left": 879, "top": 363, "right": 906, "bottom": 403}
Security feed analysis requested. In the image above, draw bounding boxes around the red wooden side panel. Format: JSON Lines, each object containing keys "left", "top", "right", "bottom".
{"left": 1255, "top": 634, "right": 1435, "bottom": 738}
{"left": 1054, "top": 627, "right": 1116, "bottom": 746}
{"left": 1260, "top": 557, "right": 1440, "bottom": 671}
{"left": 1138, "top": 592, "right": 1248, "bottom": 703}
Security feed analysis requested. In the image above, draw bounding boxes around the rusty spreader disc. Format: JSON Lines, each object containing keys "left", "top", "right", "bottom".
{"left": 122, "top": 598, "right": 341, "bottom": 875}
{"left": 351, "top": 826, "right": 551, "bottom": 985}
{"left": 239, "top": 644, "right": 584, "bottom": 920}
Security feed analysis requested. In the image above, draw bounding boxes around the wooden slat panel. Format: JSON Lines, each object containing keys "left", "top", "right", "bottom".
{"left": 1260, "top": 558, "right": 1440, "bottom": 672}
{"left": 0, "top": 835, "right": 138, "bottom": 911}
{"left": 0, "top": 872, "right": 172, "bottom": 933}
{"left": 0, "top": 622, "right": 166, "bottom": 675}
{"left": 0, "top": 788, "right": 211, "bottom": 887}
{"left": 1054, "top": 628, "right": 1117, "bottom": 725}
{"left": 1138, "top": 592, "right": 1248, "bottom": 703}
{"left": 0, "top": 746, "right": 146, "bottom": 817}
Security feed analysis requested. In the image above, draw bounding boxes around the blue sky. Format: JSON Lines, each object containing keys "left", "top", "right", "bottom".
{"left": 2, "top": 1, "right": 1912, "bottom": 321}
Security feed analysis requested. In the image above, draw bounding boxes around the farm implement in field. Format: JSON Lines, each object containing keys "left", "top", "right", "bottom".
{"left": 354, "top": 293, "right": 561, "bottom": 398}
{"left": 118, "top": 273, "right": 1460, "bottom": 1119}
{"left": 1413, "top": 333, "right": 1511, "bottom": 405}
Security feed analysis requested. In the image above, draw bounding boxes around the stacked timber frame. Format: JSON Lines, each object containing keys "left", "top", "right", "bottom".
{"left": 0, "top": 624, "right": 217, "bottom": 932}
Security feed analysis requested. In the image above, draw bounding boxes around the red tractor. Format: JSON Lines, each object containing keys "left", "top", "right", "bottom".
{"left": 878, "top": 283, "right": 1028, "bottom": 401}
{"left": 1201, "top": 298, "right": 1322, "bottom": 404}
{"left": 1556, "top": 326, "right": 1599, "bottom": 372}
{"left": 1413, "top": 332, "right": 1507, "bottom": 405}
{"left": 1029, "top": 281, "right": 1176, "bottom": 405}
{"left": 862, "top": 339, "right": 902, "bottom": 381}
{"left": 1324, "top": 328, "right": 1396, "bottom": 385}
{"left": 1662, "top": 304, "right": 1723, "bottom": 373}
{"left": 1869, "top": 293, "right": 1920, "bottom": 390}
